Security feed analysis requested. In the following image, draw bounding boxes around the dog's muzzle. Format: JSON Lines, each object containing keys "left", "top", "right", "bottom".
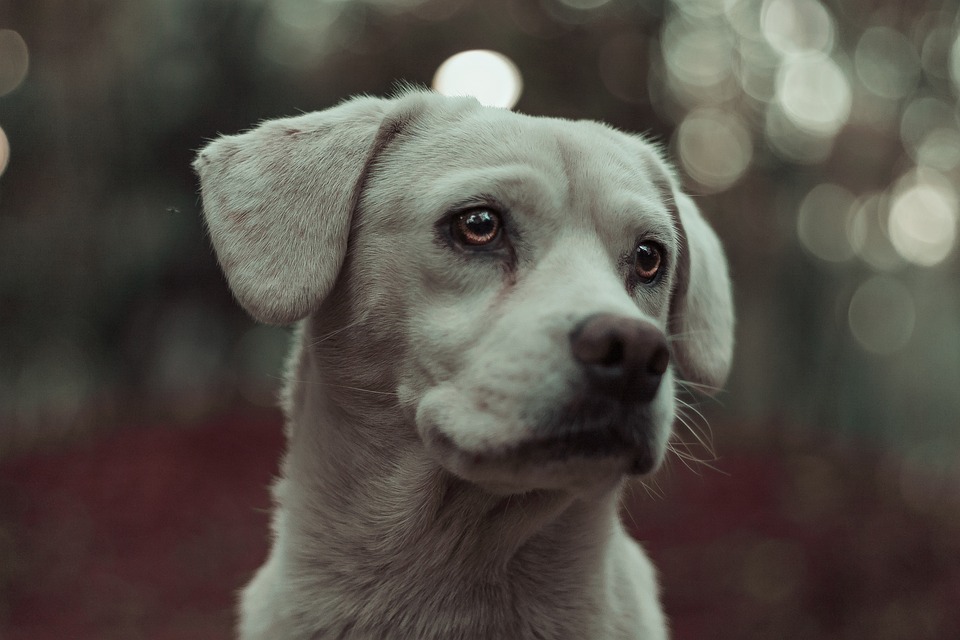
{"left": 417, "top": 313, "right": 673, "bottom": 488}
{"left": 527, "top": 312, "right": 671, "bottom": 474}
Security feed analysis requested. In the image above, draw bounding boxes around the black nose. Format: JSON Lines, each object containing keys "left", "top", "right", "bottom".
{"left": 570, "top": 314, "right": 669, "bottom": 402}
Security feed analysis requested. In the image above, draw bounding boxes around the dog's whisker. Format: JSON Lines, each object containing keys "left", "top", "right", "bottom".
{"left": 668, "top": 444, "right": 728, "bottom": 475}
{"left": 667, "top": 415, "right": 730, "bottom": 476}
{"left": 674, "top": 378, "right": 723, "bottom": 394}
{"left": 639, "top": 479, "right": 663, "bottom": 501}
{"left": 668, "top": 438, "right": 714, "bottom": 453}
{"left": 282, "top": 377, "right": 397, "bottom": 397}
{"left": 675, "top": 398, "right": 710, "bottom": 431}
{"left": 674, "top": 385, "right": 726, "bottom": 413}
{"left": 307, "top": 311, "right": 373, "bottom": 348}
{"left": 671, "top": 455, "right": 700, "bottom": 475}
{"left": 677, "top": 427, "right": 716, "bottom": 465}
{"left": 675, "top": 400, "right": 714, "bottom": 450}
{"left": 646, "top": 475, "right": 665, "bottom": 499}
{"left": 666, "top": 442, "right": 701, "bottom": 475}
{"left": 320, "top": 383, "right": 396, "bottom": 397}
{"left": 665, "top": 444, "right": 703, "bottom": 475}
{"left": 669, "top": 409, "right": 718, "bottom": 467}
{"left": 667, "top": 439, "right": 711, "bottom": 462}
{"left": 621, "top": 498, "right": 642, "bottom": 530}
{"left": 665, "top": 329, "right": 715, "bottom": 343}
{"left": 626, "top": 478, "right": 663, "bottom": 504}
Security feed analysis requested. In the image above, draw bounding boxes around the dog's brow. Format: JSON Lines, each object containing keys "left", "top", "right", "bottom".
{"left": 602, "top": 194, "right": 679, "bottom": 241}
{"left": 427, "top": 165, "right": 562, "bottom": 217}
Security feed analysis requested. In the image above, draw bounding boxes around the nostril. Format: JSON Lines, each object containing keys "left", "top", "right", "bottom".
{"left": 648, "top": 344, "right": 670, "bottom": 376}
{"left": 571, "top": 319, "right": 623, "bottom": 368}
{"left": 599, "top": 335, "right": 625, "bottom": 367}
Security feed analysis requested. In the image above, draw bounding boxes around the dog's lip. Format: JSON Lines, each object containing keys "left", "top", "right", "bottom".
{"left": 427, "top": 427, "right": 656, "bottom": 475}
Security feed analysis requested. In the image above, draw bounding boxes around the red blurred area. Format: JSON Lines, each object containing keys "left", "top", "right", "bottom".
{"left": 0, "top": 413, "right": 282, "bottom": 640}
{"left": 1, "top": 415, "right": 958, "bottom": 639}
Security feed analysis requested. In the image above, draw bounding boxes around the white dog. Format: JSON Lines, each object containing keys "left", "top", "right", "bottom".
{"left": 194, "top": 90, "right": 734, "bottom": 640}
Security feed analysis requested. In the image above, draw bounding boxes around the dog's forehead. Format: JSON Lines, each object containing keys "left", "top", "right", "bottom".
{"left": 372, "top": 106, "right": 671, "bottom": 227}
{"left": 414, "top": 107, "right": 661, "bottom": 187}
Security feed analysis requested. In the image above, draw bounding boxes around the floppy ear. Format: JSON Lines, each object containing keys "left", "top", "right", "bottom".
{"left": 667, "top": 190, "right": 735, "bottom": 392}
{"left": 193, "top": 95, "right": 403, "bottom": 325}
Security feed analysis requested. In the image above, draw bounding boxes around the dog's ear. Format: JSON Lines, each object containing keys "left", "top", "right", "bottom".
{"left": 666, "top": 189, "right": 735, "bottom": 392}
{"left": 193, "top": 96, "right": 405, "bottom": 325}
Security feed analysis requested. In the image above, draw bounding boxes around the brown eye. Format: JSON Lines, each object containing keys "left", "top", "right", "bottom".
{"left": 453, "top": 209, "right": 502, "bottom": 246}
{"left": 635, "top": 242, "right": 663, "bottom": 283}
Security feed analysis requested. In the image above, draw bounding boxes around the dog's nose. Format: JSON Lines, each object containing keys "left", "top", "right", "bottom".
{"left": 570, "top": 314, "right": 669, "bottom": 402}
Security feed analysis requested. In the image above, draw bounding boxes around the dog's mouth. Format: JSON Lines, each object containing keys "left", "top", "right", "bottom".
{"left": 423, "top": 412, "right": 664, "bottom": 494}
{"left": 428, "top": 427, "right": 657, "bottom": 474}
{"left": 415, "top": 380, "right": 671, "bottom": 492}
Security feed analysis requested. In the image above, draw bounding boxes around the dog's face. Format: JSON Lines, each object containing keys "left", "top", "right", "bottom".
{"left": 358, "top": 112, "right": 689, "bottom": 492}
{"left": 194, "top": 91, "right": 734, "bottom": 495}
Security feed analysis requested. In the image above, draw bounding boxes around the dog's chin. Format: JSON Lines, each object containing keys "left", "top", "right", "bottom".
{"left": 421, "top": 425, "right": 666, "bottom": 496}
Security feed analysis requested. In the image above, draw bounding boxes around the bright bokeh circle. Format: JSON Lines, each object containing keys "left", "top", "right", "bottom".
{"left": 432, "top": 50, "right": 523, "bottom": 109}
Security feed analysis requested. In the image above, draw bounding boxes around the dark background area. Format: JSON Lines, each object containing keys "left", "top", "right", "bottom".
{"left": 1, "top": 0, "right": 959, "bottom": 638}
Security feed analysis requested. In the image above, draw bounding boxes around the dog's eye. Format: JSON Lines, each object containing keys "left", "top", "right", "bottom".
{"left": 452, "top": 209, "right": 502, "bottom": 247}
{"left": 634, "top": 242, "right": 663, "bottom": 284}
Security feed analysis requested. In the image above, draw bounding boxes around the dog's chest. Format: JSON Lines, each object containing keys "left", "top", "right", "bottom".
{"left": 312, "top": 561, "right": 647, "bottom": 640}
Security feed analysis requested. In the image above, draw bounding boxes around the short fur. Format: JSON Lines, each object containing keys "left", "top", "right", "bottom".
{"left": 194, "top": 90, "right": 734, "bottom": 640}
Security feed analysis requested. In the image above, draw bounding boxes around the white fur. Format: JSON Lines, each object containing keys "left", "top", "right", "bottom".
{"left": 194, "top": 91, "right": 734, "bottom": 640}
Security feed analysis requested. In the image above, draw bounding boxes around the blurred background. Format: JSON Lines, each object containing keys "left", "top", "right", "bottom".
{"left": 1, "top": 0, "right": 959, "bottom": 638}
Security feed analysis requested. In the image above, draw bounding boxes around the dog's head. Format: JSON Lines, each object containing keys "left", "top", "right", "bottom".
{"left": 195, "top": 91, "right": 734, "bottom": 494}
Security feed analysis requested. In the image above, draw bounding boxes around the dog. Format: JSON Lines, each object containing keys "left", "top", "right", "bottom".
{"left": 193, "top": 89, "right": 734, "bottom": 640}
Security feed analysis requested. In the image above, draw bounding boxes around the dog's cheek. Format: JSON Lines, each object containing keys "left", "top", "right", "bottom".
{"left": 401, "top": 287, "right": 502, "bottom": 378}
{"left": 414, "top": 383, "right": 530, "bottom": 452}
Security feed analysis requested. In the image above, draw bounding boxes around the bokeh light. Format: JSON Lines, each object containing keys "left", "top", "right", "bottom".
{"left": 796, "top": 183, "right": 856, "bottom": 262}
{"left": 776, "top": 52, "right": 851, "bottom": 137}
{"left": 887, "top": 169, "right": 958, "bottom": 267}
{"left": 673, "top": 0, "right": 729, "bottom": 20}
{"left": 0, "top": 126, "right": 9, "bottom": 178}
{"left": 555, "top": 0, "right": 612, "bottom": 9}
{"left": 900, "top": 97, "right": 956, "bottom": 162}
{"left": 735, "top": 37, "right": 779, "bottom": 103}
{"left": 365, "top": 0, "right": 433, "bottom": 12}
{"left": 846, "top": 193, "right": 902, "bottom": 271}
{"left": 676, "top": 107, "right": 753, "bottom": 191}
{"left": 432, "top": 50, "right": 522, "bottom": 109}
{"left": 950, "top": 30, "right": 960, "bottom": 93}
{"left": 662, "top": 16, "right": 737, "bottom": 103}
{"left": 764, "top": 103, "right": 834, "bottom": 164}
{"left": 854, "top": 27, "right": 920, "bottom": 100}
{"left": 760, "top": 0, "right": 834, "bottom": 57}
{"left": 916, "top": 128, "right": 960, "bottom": 172}
{"left": 257, "top": 0, "right": 353, "bottom": 68}
{"left": 848, "top": 275, "right": 916, "bottom": 355}
{"left": 0, "top": 29, "right": 28, "bottom": 97}
{"left": 920, "top": 26, "right": 955, "bottom": 84}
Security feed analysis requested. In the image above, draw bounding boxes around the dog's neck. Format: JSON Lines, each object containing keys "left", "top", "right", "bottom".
{"left": 269, "top": 328, "right": 632, "bottom": 638}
